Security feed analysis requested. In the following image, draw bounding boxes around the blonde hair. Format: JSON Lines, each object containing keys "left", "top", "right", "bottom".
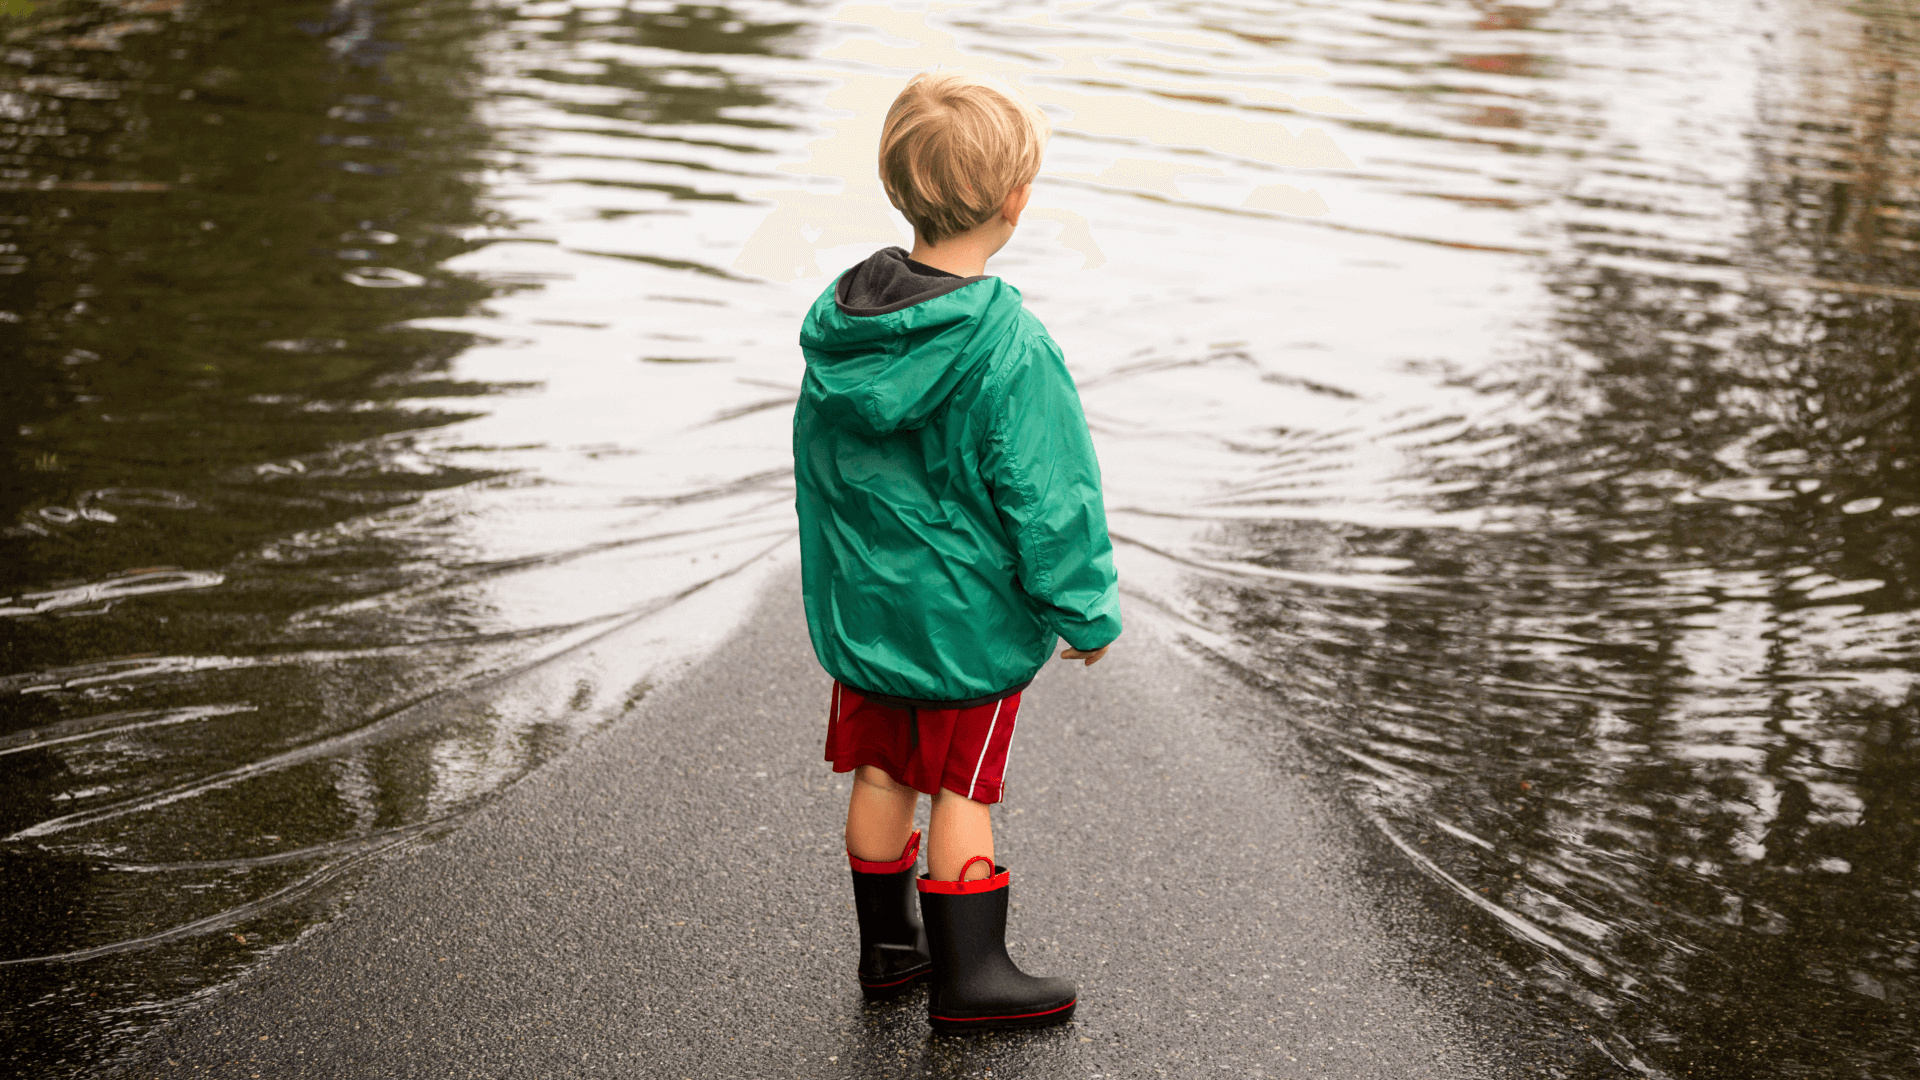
{"left": 879, "top": 71, "right": 1050, "bottom": 245}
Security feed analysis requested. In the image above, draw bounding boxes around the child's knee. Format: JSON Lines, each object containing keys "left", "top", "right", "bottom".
{"left": 854, "top": 764, "right": 908, "bottom": 793}
{"left": 931, "top": 784, "right": 987, "bottom": 811}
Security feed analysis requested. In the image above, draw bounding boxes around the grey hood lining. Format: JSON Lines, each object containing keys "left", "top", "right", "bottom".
{"left": 834, "top": 246, "right": 992, "bottom": 316}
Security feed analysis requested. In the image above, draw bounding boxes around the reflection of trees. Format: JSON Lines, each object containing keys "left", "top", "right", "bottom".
{"left": 0, "top": 2, "right": 503, "bottom": 1073}
{"left": 518, "top": 3, "right": 802, "bottom": 134}
{"left": 0, "top": 0, "right": 501, "bottom": 604}
{"left": 2, "top": 3, "right": 811, "bottom": 1075}
{"left": 1198, "top": 4, "right": 1920, "bottom": 1077}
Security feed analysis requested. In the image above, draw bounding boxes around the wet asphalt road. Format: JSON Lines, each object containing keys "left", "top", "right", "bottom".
{"left": 121, "top": 569, "right": 1581, "bottom": 1079}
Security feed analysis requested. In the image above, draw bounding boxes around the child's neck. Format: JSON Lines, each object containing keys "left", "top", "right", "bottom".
{"left": 907, "top": 221, "right": 1014, "bottom": 279}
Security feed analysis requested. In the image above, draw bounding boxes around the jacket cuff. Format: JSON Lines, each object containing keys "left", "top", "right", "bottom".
{"left": 1055, "top": 612, "right": 1122, "bottom": 654}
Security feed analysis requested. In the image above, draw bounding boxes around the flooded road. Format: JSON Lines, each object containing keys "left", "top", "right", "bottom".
{"left": 3, "top": 0, "right": 1918, "bottom": 1076}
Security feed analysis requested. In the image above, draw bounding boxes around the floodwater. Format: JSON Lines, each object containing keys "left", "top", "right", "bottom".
{"left": 3, "top": 0, "right": 1917, "bottom": 1075}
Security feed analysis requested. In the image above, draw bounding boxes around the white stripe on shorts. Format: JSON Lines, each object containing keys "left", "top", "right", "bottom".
{"left": 997, "top": 696, "right": 1022, "bottom": 789}
{"left": 965, "top": 698, "right": 1005, "bottom": 802}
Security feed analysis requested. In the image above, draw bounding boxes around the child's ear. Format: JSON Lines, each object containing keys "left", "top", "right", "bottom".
{"left": 1003, "top": 183, "right": 1033, "bottom": 227}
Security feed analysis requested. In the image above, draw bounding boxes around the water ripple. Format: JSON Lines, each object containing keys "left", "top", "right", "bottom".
{"left": 0, "top": 570, "right": 225, "bottom": 619}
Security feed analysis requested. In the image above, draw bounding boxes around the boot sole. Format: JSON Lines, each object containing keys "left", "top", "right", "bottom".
{"left": 860, "top": 963, "right": 932, "bottom": 1001}
{"left": 928, "top": 998, "right": 1076, "bottom": 1033}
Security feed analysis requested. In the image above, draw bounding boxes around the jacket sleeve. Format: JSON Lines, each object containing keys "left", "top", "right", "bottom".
{"left": 983, "top": 328, "right": 1123, "bottom": 652}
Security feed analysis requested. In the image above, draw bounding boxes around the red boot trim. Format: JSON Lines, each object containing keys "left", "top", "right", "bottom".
{"left": 849, "top": 829, "right": 920, "bottom": 875}
{"left": 930, "top": 998, "right": 1076, "bottom": 1023}
{"left": 916, "top": 865, "right": 1010, "bottom": 895}
{"left": 859, "top": 965, "right": 932, "bottom": 989}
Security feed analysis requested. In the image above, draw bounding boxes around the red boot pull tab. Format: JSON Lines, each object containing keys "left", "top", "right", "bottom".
{"left": 917, "top": 861, "right": 1010, "bottom": 894}
{"left": 959, "top": 855, "right": 995, "bottom": 882}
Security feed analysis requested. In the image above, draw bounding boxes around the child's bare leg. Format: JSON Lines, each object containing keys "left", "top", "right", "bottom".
{"left": 846, "top": 765, "right": 918, "bottom": 862}
{"left": 928, "top": 786, "right": 995, "bottom": 881}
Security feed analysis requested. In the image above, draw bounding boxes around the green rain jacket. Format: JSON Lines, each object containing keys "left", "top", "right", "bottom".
{"left": 794, "top": 247, "right": 1121, "bottom": 705}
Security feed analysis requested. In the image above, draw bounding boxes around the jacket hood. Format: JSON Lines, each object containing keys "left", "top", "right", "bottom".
{"left": 798, "top": 247, "right": 1018, "bottom": 437}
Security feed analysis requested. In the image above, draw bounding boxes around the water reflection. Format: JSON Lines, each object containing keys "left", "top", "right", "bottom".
{"left": 0, "top": 0, "right": 800, "bottom": 1068}
{"left": 3, "top": 0, "right": 818, "bottom": 1059}
{"left": 1178, "top": 2, "right": 1920, "bottom": 1076}
{"left": 0, "top": 0, "right": 510, "bottom": 1068}
{"left": 7, "top": 0, "right": 1920, "bottom": 1077}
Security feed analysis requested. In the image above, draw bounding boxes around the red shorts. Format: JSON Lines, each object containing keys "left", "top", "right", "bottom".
{"left": 824, "top": 682, "right": 1023, "bottom": 804}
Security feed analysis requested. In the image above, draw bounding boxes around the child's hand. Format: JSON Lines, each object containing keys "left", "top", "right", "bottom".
{"left": 1059, "top": 645, "right": 1109, "bottom": 666}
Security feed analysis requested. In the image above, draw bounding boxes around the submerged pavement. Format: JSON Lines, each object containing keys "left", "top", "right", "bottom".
{"left": 123, "top": 569, "right": 1591, "bottom": 1079}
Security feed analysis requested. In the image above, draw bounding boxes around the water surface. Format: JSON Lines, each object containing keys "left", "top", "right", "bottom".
{"left": 3, "top": 1, "right": 1918, "bottom": 1076}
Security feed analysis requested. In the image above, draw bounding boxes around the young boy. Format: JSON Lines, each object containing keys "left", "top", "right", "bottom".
{"left": 793, "top": 71, "right": 1122, "bottom": 1034}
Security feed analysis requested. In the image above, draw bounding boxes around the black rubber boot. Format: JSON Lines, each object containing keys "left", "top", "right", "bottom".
{"left": 849, "top": 830, "right": 932, "bottom": 1000}
{"left": 917, "top": 860, "right": 1077, "bottom": 1033}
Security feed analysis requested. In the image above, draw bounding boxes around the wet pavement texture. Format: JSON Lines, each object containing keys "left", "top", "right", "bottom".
{"left": 5, "top": 0, "right": 1920, "bottom": 1076}
{"left": 124, "top": 567, "right": 1600, "bottom": 1079}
